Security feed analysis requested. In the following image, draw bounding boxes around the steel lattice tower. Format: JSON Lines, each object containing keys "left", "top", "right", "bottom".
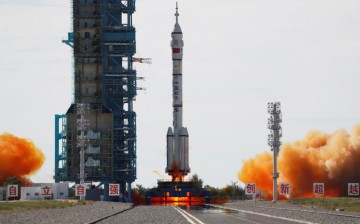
{"left": 55, "top": 0, "right": 137, "bottom": 202}
{"left": 267, "top": 102, "right": 282, "bottom": 202}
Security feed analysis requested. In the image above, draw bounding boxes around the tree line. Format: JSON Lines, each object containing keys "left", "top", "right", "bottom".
{"left": 133, "top": 174, "right": 248, "bottom": 199}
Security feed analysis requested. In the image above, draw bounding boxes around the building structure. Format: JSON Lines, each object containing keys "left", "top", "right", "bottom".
{"left": 55, "top": 0, "right": 137, "bottom": 202}
{"left": 20, "top": 183, "right": 69, "bottom": 200}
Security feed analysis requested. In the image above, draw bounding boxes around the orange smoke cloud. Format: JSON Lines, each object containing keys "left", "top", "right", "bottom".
{"left": 0, "top": 133, "right": 45, "bottom": 185}
{"left": 238, "top": 124, "right": 360, "bottom": 198}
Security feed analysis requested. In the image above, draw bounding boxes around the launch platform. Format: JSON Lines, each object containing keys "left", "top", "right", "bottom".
{"left": 146, "top": 180, "right": 210, "bottom": 206}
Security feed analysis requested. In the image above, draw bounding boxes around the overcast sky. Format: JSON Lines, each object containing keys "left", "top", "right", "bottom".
{"left": 0, "top": 0, "right": 360, "bottom": 188}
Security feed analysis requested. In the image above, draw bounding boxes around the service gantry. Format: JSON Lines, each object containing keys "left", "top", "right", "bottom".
{"left": 55, "top": 0, "right": 137, "bottom": 202}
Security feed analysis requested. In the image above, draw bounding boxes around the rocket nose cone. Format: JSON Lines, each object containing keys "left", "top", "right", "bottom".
{"left": 167, "top": 127, "right": 174, "bottom": 136}
{"left": 173, "top": 23, "right": 182, "bottom": 33}
{"left": 179, "top": 127, "right": 188, "bottom": 136}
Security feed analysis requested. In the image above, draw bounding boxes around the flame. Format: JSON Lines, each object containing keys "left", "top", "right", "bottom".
{"left": 170, "top": 163, "right": 185, "bottom": 181}
{"left": 238, "top": 124, "right": 360, "bottom": 199}
{"left": 150, "top": 196, "right": 206, "bottom": 206}
{"left": 0, "top": 133, "right": 45, "bottom": 185}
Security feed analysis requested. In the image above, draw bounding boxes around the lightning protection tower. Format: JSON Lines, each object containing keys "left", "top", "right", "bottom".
{"left": 76, "top": 103, "right": 90, "bottom": 200}
{"left": 267, "top": 102, "right": 282, "bottom": 202}
{"left": 55, "top": 0, "right": 137, "bottom": 202}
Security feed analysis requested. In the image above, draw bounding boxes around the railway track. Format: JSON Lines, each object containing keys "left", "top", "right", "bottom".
{"left": 87, "top": 205, "right": 138, "bottom": 224}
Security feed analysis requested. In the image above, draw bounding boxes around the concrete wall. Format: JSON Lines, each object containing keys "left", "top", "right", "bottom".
{"left": 51, "top": 183, "right": 69, "bottom": 199}
{"left": 21, "top": 187, "right": 41, "bottom": 200}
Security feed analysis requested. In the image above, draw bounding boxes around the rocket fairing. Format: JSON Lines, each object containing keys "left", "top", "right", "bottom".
{"left": 166, "top": 3, "right": 190, "bottom": 177}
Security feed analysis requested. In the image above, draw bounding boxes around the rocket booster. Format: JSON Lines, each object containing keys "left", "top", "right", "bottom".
{"left": 166, "top": 3, "right": 190, "bottom": 177}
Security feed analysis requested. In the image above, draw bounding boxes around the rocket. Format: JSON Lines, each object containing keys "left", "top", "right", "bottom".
{"left": 166, "top": 2, "right": 190, "bottom": 179}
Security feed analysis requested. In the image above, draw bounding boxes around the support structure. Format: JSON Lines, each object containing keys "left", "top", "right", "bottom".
{"left": 62, "top": 32, "right": 74, "bottom": 48}
{"left": 76, "top": 103, "right": 90, "bottom": 200}
{"left": 54, "top": 114, "right": 67, "bottom": 183}
{"left": 55, "top": 0, "right": 137, "bottom": 202}
{"left": 101, "top": 0, "right": 137, "bottom": 191}
{"left": 267, "top": 102, "right": 282, "bottom": 202}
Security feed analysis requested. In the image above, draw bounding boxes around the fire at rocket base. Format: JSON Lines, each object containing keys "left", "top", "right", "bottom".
{"left": 238, "top": 124, "right": 360, "bottom": 199}
{"left": 165, "top": 2, "right": 190, "bottom": 181}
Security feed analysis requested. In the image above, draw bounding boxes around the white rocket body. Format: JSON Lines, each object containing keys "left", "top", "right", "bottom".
{"left": 166, "top": 4, "right": 190, "bottom": 176}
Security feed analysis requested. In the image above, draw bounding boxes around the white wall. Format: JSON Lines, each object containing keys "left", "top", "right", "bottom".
{"left": 52, "top": 183, "right": 69, "bottom": 199}
{"left": 21, "top": 183, "right": 69, "bottom": 200}
{"left": 21, "top": 187, "right": 41, "bottom": 200}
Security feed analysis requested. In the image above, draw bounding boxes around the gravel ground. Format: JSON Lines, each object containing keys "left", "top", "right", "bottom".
{"left": 223, "top": 200, "right": 360, "bottom": 224}
{"left": 3, "top": 200, "right": 358, "bottom": 224}
{"left": 0, "top": 201, "right": 131, "bottom": 224}
{"left": 98, "top": 205, "right": 189, "bottom": 224}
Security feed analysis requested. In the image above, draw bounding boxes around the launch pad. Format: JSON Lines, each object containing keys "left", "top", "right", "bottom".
{"left": 146, "top": 180, "right": 210, "bottom": 206}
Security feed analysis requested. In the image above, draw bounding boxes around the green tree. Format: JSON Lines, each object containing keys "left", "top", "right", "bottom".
{"left": 204, "top": 185, "right": 222, "bottom": 196}
{"left": 132, "top": 184, "right": 150, "bottom": 196}
{"left": 2, "top": 176, "right": 21, "bottom": 186}
{"left": 190, "top": 173, "right": 203, "bottom": 189}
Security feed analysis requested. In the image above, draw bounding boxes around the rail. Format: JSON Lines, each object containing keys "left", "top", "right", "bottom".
{"left": 88, "top": 205, "right": 138, "bottom": 224}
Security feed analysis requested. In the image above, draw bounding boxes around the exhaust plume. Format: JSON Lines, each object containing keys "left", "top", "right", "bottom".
{"left": 0, "top": 133, "right": 45, "bottom": 185}
{"left": 238, "top": 125, "right": 360, "bottom": 198}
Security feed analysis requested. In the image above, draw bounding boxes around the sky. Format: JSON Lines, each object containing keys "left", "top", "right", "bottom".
{"left": 0, "top": 0, "right": 360, "bottom": 188}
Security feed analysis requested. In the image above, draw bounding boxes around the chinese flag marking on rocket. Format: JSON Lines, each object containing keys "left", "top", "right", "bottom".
{"left": 172, "top": 48, "right": 181, "bottom": 53}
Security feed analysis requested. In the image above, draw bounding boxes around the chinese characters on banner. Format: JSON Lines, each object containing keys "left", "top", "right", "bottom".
{"left": 41, "top": 185, "right": 52, "bottom": 197}
{"left": 75, "top": 184, "right": 86, "bottom": 197}
{"left": 109, "top": 184, "right": 120, "bottom": 196}
{"left": 313, "top": 183, "right": 324, "bottom": 195}
{"left": 348, "top": 183, "right": 359, "bottom": 196}
{"left": 245, "top": 183, "right": 256, "bottom": 195}
{"left": 173, "top": 73, "right": 181, "bottom": 104}
{"left": 7, "top": 185, "right": 18, "bottom": 198}
{"left": 279, "top": 183, "right": 290, "bottom": 196}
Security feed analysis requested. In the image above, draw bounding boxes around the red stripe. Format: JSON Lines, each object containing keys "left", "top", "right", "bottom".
{"left": 172, "top": 48, "right": 181, "bottom": 53}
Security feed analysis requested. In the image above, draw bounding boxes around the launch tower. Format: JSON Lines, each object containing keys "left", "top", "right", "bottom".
{"left": 55, "top": 0, "right": 137, "bottom": 202}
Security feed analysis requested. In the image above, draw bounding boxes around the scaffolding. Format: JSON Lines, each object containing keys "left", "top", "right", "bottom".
{"left": 55, "top": 0, "right": 137, "bottom": 202}
{"left": 101, "top": 0, "right": 137, "bottom": 197}
{"left": 54, "top": 114, "right": 67, "bottom": 182}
